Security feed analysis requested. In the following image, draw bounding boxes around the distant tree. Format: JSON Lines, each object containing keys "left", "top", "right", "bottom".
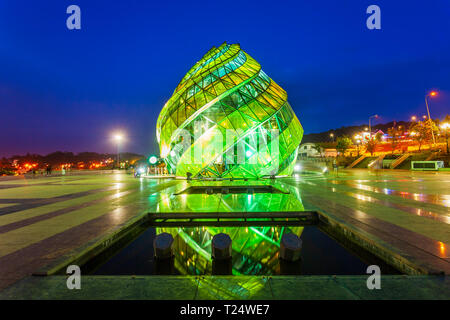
{"left": 410, "top": 120, "right": 438, "bottom": 151}
{"left": 366, "top": 139, "right": 378, "bottom": 156}
{"left": 439, "top": 115, "right": 450, "bottom": 153}
{"left": 387, "top": 126, "right": 404, "bottom": 154}
{"left": 443, "top": 114, "right": 450, "bottom": 123}
{"left": 410, "top": 121, "right": 429, "bottom": 151}
{"left": 375, "top": 132, "right": 383, "bottom": 142}
{"left": 336, "top": 136, "right": 352, "bottom": 156}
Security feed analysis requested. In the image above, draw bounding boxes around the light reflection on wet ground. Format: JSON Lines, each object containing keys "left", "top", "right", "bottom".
{"left": 308, "top": 181, "right": 450, "bottom": 224}
{"left": 287, "top": 170, "right": 450, "bottom": 245}
{"left": 331, "top": 179, "right": 450, "bottom": 207}
{"left": 289, "top": 172, "right": 450, "bottom": 223}
{"left": 156, "top": 180, "right": 305, "bottom": 213}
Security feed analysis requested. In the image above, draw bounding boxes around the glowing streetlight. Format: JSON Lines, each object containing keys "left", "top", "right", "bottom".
{"left": 148, "top": 155, "right": 158, "bottom": 175}
{"left": 112, "top": 132, "right": 125, "bottom": 168}
{"left": 149, "top": 156, "right": 158, "bottom": 165}
{"left": 411, "top": 116, "right": 417, "bottom": 121}
{"left": 113, "top": 134, "right": 123, "bottom": 142}
{"left": 425, "top": 90, "right": 438, "bottom": 145}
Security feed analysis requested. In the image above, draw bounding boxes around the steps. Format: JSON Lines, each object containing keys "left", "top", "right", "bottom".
{"left": 425, "top": 152, "right": 439, "bottom": 161}
{"left": 347, "top": 154, "right": 367, "bottom": 168}
{"left": 391, "top": 153, "right": 410, "bottom": 169}
{"left": 368, "top": 154, "right": 385, "bottom": 168}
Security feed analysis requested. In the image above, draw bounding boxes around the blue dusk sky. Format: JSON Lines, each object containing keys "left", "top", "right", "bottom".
{"left": 0, "top": 0, "right": 449, "bottom": 157}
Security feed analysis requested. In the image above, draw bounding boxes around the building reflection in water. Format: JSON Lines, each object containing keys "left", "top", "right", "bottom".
{"left": 159, "top": 225, "right": 304, "bottom": 276}
{"left": 154, "top": 180, "right": 306, "bottom": 299}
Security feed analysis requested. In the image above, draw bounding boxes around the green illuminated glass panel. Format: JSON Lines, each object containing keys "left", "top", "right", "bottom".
{"left": 156, "top": 42, "right": 303, "bottom": 178}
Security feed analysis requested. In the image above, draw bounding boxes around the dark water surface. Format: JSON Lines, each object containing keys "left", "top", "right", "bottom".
{"left": 86, "top": 225, "right": 400, "bottom": 276}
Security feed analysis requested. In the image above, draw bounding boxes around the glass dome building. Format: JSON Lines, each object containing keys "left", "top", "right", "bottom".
{"left": 156, "top": 42, "right": 303, "bottom": 178}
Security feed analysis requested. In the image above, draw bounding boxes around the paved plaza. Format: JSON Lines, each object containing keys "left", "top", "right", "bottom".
{"left": 0, "top": 169, "right": 449, "bottom": 299}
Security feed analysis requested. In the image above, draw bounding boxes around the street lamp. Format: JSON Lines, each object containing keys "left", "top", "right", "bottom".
{"left": 149, "top": 156, "right": 158, "bottom": 165}
{"left": 441, "top": 122, "right": 450, "bottom": 154}
{"left": 148, "top": 155, "right": 158, "bottom": 175}
{"left": 425, "top": 91, "right": 438, "bottom": 145}
{"left": 112, "top": 133, "right": 124, "bottom": 169}
{"left": 354, "top": 134, "right": 362, "bottom": 156}
{"left": 411, "top": 116, "right": 417, "bottom": 121}
{"left": 330, "top": 133, "right": 334, "bottom": 142}
{"left": 369, "top": 115, "right": 378, "bottom": 139}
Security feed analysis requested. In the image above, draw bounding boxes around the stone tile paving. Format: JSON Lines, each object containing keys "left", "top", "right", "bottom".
{"left": 0, "top": 275, "right": 448, "bottom": 300}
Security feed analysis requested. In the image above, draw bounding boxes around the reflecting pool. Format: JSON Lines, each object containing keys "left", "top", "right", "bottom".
{"left": 87, "top": 225, "right": 398, "bottom": 276}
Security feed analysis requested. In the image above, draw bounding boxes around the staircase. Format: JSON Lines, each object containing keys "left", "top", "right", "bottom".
{"left": 347, "top": 154, "right": 367, "bottom": 169}
{"left": 368, "top": 154, "right": 385, "bottom": 168}
{"left": 391, "top": 153, "right": 410, "bottom": 169}
{"left": 425, "top": 151, "right": 439, "bottom": 161}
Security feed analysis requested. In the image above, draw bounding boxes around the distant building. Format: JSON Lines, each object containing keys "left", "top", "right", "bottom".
{"left": 324, "top": 148, "right": 338, "bottom": 157}
{"left": 298, "top": 143, "right": 323, "bottom": 158}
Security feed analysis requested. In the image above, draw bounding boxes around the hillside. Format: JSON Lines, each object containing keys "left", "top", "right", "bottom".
{"left": 302, "top": 120, "right": 411, "bottom": 143}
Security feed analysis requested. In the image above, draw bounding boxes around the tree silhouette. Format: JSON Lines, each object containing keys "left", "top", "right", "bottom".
{"left": 336, "top": 136, "right": 352, "bottom": 156}
{"left": 366, "top": 139, "right": 378, "bottom": 156}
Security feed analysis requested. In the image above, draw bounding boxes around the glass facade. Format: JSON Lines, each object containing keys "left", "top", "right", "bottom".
{"left": 156, "top": 42, "right": 303, "bottom": 178}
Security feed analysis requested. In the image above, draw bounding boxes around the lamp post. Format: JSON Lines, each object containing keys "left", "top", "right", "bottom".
{"left": 441, "top": 122, "right": 450, "bottom": 154}
{"left": 354, "top": 134, "right": 362, "bottom": 157}
{"left": 149, "top": 155, "right": 158, "bottom": 175}
{"left": 425, "top": 91, "right": 438, "bottom": 146}
{"left": 369, "top": 115, "right": 378, "bottom": 139}
{"left": 330, "top": 133, "right": 334, "bottom": 142}
{"left": 113, "top": 133, "right": 123, "bottom": 169}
